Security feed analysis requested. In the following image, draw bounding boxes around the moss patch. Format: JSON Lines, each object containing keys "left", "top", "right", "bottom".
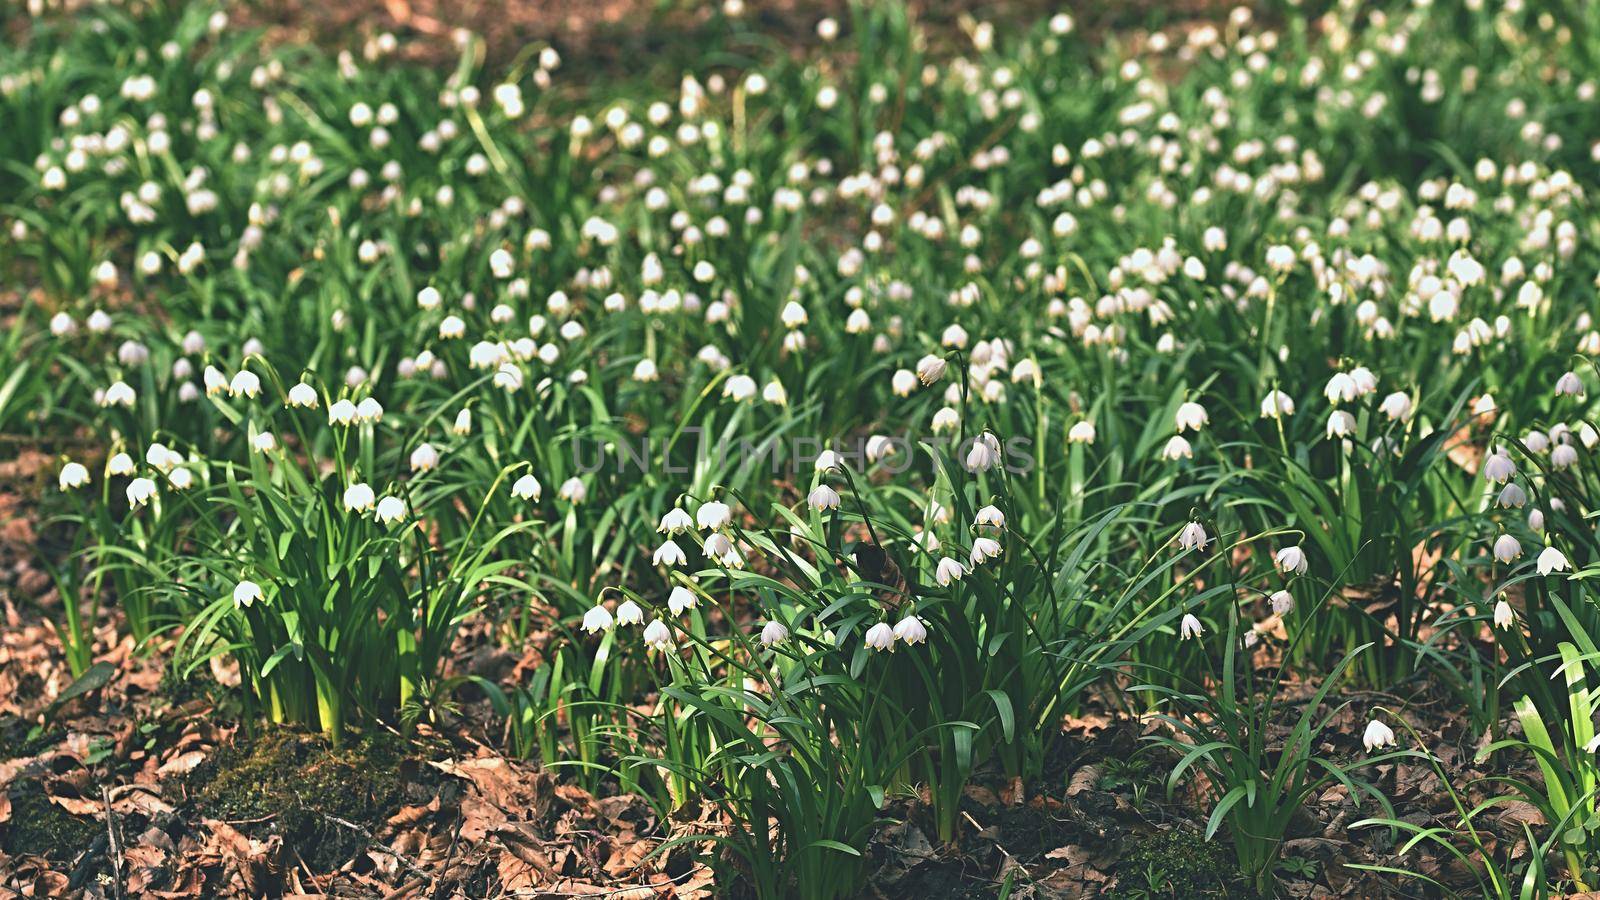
{"left": 2, "top": 778, "right": 98, "bottom": 861}
{"left": 182, "top": 727, "right": 408, "bottom": 871}
{"left": 0, "top": 715, "right": 62, "bottom": 761}
{"left": 1111, "top": 827, "right": 1251, "bottom": 899}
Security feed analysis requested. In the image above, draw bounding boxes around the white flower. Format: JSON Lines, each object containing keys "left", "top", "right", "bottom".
{"left": 410, "top": 443, "right": 438, "bottom": 472}
{"left": 807, "top": 484, "right": 841, "bottom": 511}
{"left": 759, "top": 620, "right": 789, "bottom": 646}
{"left": 1493, "top": 599, "right": 1515, "bottom": 630}
{"left": 452, "top": 408, "right": 472, "bottom": 435}
{"left": 204, "top": 366, "right": 228, "bottom": 396}
{"left": 581, "top": 604, "right": 614, "bottom": 633}
{"left": 417, "top": 286, "right": 442, "bottom": 309}
{"left": 495, "top": 363, "right": 524, "bottom": 392}
{"left": 1496, "top": 483, "right": 1527, "bottom": 509}
{"left": 667, "top": 586, "right": 697, "bottom": 615}
{"left": 1174, "top": 401, "right": 1209, "bottom": 432}
{"left": 697, "top": 501, "right": 732, "bottom": 531}
{"left": 1160, "top": 435, "right": 1193, "bottom": 460}
{"left": 1537, "top": 546, "right": 1570, "bottom": 576}
{"left": 970, "top": 537, "right": 1002, "bottom": 566}
{"left": 1180, "top": 614, "right": 1204, "bottom": 640}
{"left": 1553, "top": 444, "right": 1579, "bottom": 469}
{"left": 864, "top": 622, "right": 896, "bottom": 651}
{"left": 1324, "top": 372, "right": 1357, "bottom": 405}
{"left": 287, "top": 382, "right": 319, "bottom": 408}
{"left": 252, "top": 432, "right": 276, "bottom": 453}
{"left": 512, "top": 474, "right": 541, "bottom": 501}
{"left": 58, "top": 461, "right": 90, "bottom": 490}
{"left": 1325, "top": 410, "right": 1356, "bottom": 439}
{"left": 344, "top": 482, "right": 376, "bottom": 512}
{"left": 643, "top": 619, "right": 673, "bottom": 649}
{"left": 659, "top": 508, "right": 694, "bottom": 534}
{"left": 935, "top": 556, "right": 967, "bottom": 586}
{"left": 558, "top": 477, "right": 586, "bottom": 503}
{"left": 328, "top": 399, "right": 358, "bottom": 425}
{"left": 723, "top": 374, "right": 757, "bottom": 401}
{"left": 375, "top": 496, "right": 407, "bottom": 525}
{"left": 1379, "top": 392, "right": 1412, "bottom": 421}
{"left": 1274, "top": 545, "right": 1308, "bottom": 575}
{"left": 916, "top": 354, "right": 947, "bottom": 385}
{"left": 615, "top": 599, "right": 644, "bottom": 626}
{"left": 1068, "top": 420, "right": 1096, "bottom": 444}
{"left": 1492, "top": 533, "right": 1522, "bottom": 563}
{"left": 168, "top": 467, "right": 194, "bottom": 490}
{"left": 233, "top": 580, "right": 264, "bottom": 609}
{"left": 704, "top": 533, "right": 734, "bottom": 557}
{"left": 893, "top": 615, "right": 928, "bottom": 645}
{"left": 126, "top": 476, "right": 157, "bottom": 507}
{"left": 103, "top": 381, "right": 136, "bottom": 407}
{"left": 1362, "top": 718, "right": 1396, "bottom": 751}
{"left": 892, "top": 369, "right": 918, "bottom": 396}
{"left": 228, "top": 370, "right": 261, "bottom": 398}
{"left": 1176, "top": 521, "right": 1209, "bottom": 552}
{"left": 1556, "top": 371, "right": 1585, "bottom": 397}
{"left": 965, "top": 437, "right": 1000, "bottom": 472}
{"left": 1270, "top": 590, "right": 1294, "bottom": 615}
{"left": 654, "top": 539, "right": 687, "bottom": 567}
{"left": 975, "top": 505, "right": 1005, "bottom": 528}
{"left": 355, "top": 397, "right": 383, "bottom": 422}
{"left": 1482, "top": 451, "right": 1515, "bottom": 484}
{"left": 107, "top": 452, "right": 135, "bottom": 476}
{"left": 1260, "top": 390, "right": 1295, "bottom": 417}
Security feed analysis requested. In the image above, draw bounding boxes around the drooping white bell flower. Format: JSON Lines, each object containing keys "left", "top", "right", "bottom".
{"left": 653, "top": 539, "right": 687, "bottom": 567}
{"left": 643, "top": 619, "right": 673, "bottom": 649}
{"left": 581, "top": 604, "right": 614, "bottom": 633}
{"left": 1274, "top": 545, "right": 1309, "bottom": 575}
{"left": 1326, "top": 410, "right": 1356, "bottom": 439}
{"left": 1379, "top": 392, "right": 1412, "bottom": 421}
{"left": 375, "top": 496, "right": 407, "bottom": 525}
{"left": 1068, "top": 420, "right": 1096, "bottom": 444}
{"left": 975, "top": 505, "right": 1005, "bottom": 528}
{"left": 287, "top": 382, "right": 319, "bottom": 408}
{"left": 1259, "top": 390, "right": 1295, "bottom": 417}
{"left": 1270, "top": 590, "right": 1294, "bottom": 615}
{"left": 127, "top": 476, "right": 157, "bottom": 507}
{"left": 512, "top": 474, "right": 541, "bottom": 501}
{"left": 1555, "top": 371, "right": 1585, "bottom": 397}
{"left": 59, "top": 461, "right": 90, "bottom": 491}
{"left": 343, "top": 482, "right": 376, "bottom": 513}
{"left": 667, "top": 586, "right": 697, "bottom": 616}
{"left": 864, "top": 622, "right": 896, "bottom": 651}
{"left": 1482, "top": 451, "right": 1516, "bottom": 484}
{"left": 1160, "top": 435, "right": 1193, "bottom": 460}
{"left": 410, "top": 443, "right": 439, "bottom": 472}
{"left": 697, "top": 501, "right": 732, "bottom": 531}
{"left": 916, "top": 354, "right": 947, "bottom": 385}
{"left": 1174, "top": 401, "right": 1209, "bottom": 432}
{"left": 1493, "top": 599, "right": 1515, "bottom": 630}
{"left": 935, "top": 556, "right": 967, "bottom": 586}
{"left": 558, "top": 477, "right": 586, "bottom": 503}
{"left": 328, "top": 399, "right": 358, "bottom": 425}
{"left": 759, "top": 620, "right": 789, "bottom": 646}
{"left": 1536, "top": 546, "right": 1570, "bottom": 576}
{"left": 232, "top": 580, "right": 264, "bottom": 609}
{"left": 1362, "top": 718, "right": 1396, "bottom": 751}
{"left": 1176, "top": 521, "right": 1209, "bottom": 552}
{"left": 1492, "top": 533, "right": 1522, "bottom": 563}
{"left": 893, "top": 615, "right": 928, "bottom": 645}
{"left": 659, "top": 508, "right": 693, "bottom": 534}
{"left": 229, "top": 370, "right": 261, "bottom": 398}
{"left": 969, "top": 537, "right": 1002, "bottom": 567}
{"left": 615, "top": 599, "right": 644, "bottom": 626}
{"left": 807, "top": 484, "right": 841, "bottom": 511}
{"left": 1179, "top": 614, "right": 1204, "bottom": 640}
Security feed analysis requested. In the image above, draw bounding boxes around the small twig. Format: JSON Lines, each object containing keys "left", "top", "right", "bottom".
{"left": 101, "top": 784, "right": 127, "bottom": 900}
{"left": 428, "top": 816, "right": 463, "bottom": 900}
{"left": 315, "top": 809, "right": 435, "bottom": 885}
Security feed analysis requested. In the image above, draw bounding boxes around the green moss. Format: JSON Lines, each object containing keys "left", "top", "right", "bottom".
{"left": 183, "top": 726, "right": 406, "bottom": 871}
{"left": 3, "top": 778, "right": 98, "bottom": 861}
{"left": 0, "top": 715, "right": 62, "bottom": 761}
{"left": 1111, "top": 828, "right": 1253, "bottom": 899}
